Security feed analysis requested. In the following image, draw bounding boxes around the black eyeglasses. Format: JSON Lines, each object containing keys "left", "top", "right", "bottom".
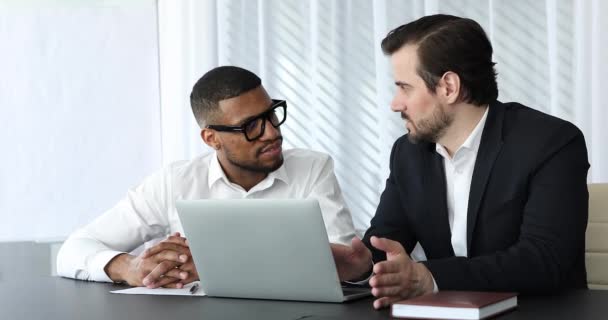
{"left": 206, "top": 99, "right": 287, "bottom": 141}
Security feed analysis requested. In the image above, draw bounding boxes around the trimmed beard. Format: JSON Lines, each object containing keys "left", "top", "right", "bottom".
{"left": 224, "top": 138, "right": 284, "bottom": 173}
{"left": 407, "top": 104, "right": 453, "bottom": 144}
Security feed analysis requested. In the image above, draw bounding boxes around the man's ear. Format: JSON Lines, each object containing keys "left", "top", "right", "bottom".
{"left": 201, "top": 128, "right": 221, "bottom": 150}
{"left": 438, "top": 71, "right": 461, "bottom": 104}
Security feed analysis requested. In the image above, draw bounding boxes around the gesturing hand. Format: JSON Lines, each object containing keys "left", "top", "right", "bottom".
{"left": 369, "top": 236, "right": 434, "bottom": 309}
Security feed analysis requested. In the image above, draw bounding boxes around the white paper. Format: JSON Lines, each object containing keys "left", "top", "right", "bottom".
{"left": 110, "top": 281, "right": 206, "bottom": 296}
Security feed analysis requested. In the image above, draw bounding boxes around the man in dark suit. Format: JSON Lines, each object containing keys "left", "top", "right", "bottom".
{"left": 331, "top": 14, "right": 589, "bottom": 309}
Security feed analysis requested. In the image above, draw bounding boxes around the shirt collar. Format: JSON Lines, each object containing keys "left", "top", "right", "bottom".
{"left": 207, "top": 152, "right": 290, "bottom": 190}
{"left": 207, "top": 154, "right": 226, "bottom": 188}
{"left": 267, "top": 160, "right": 290, "bottom": 184}
{"left": 460, "top": 106, "right": 489, "bottom": 153}
{"left": 435, "top": 106, "right": 489, "bottom": 157}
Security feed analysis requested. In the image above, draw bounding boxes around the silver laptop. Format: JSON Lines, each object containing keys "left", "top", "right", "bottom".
{"left": 175, "top": 199, "right": 371, "bottom": 303}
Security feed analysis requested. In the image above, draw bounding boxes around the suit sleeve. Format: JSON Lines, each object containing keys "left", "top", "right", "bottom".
{"left": 422, "top": 128, "right": 589, "bottom": 293}
{"left": 363, "top": 138, "right": 418, "bottom": 262}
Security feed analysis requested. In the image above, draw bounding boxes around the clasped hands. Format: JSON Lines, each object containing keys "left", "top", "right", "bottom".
{"left": 105, "top": 232, "right": 199, "bottom": 289}
{"left": 331, "top": 236, "right": 435, "bottom": 309}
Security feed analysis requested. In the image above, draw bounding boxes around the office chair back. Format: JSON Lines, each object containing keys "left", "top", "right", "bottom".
{"left": 586, "top": 183, "right": 608, "bottom": 290}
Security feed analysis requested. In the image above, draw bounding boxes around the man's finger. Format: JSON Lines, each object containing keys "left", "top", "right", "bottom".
{"left": 176, "top": 274, "right": 199, "bottom": 287}
{"left": 373, "top": 260, "right": 401, "bottom": 275}
{"left": 149, "top": 275, "right": 181, "bottom": 288}
{"left": 141, "top": 242, "right": 190, "bottom": 259}
{"left": 370, "top": 236, "right": 405, "bottom": 257}
{"left": 165, "top": 233, "right": 188, "bottom": 245}
{"left": 162, "top": 282, "right": 185, "bottom": 289}
{"left": 164, "top": 268, "right": 189, "bottom": 280}
{"left": 148, "top": 249, "right": 190, "bottom": 264}
{"left": 371, "top": 285, "right": 403, "bottom": 298}
{"left": 178, "top": 261, "right": 196, "bottom": 272}
{"left": 369, "top": 272, "right": 401, "bottom": 287}
{"left": 178, "top": 262, "right": 199, "bottom": 283}
{"left": 148, "top": 250, "right": 181, "bottom": 264}
{"left": 373, "top": 296, "right": 403, "bottom": 310}
{"left": 143, "top": 261, "right": 179, "bottom": 287}
{"left": 143, "top": 242, "right": 190, "bottom": 256}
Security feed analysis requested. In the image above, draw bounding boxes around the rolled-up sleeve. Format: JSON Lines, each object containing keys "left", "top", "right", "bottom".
{"left": 306, "top": 155, "right": 356, "bottom": 246}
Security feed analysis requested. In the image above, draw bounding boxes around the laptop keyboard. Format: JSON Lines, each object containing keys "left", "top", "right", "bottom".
{"left": 341, "top": 287, "right": 370, "bottom": 295}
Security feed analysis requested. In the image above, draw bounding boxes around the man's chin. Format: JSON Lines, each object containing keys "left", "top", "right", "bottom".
{"left": 408, "top": 131, "right": 441, "bottom": 144}
{"left": 406, "top": 126, "right": 419, "bottom": 144}
{"left": 407, "top": 131, "right": 437, "bottom": 144}
{"left": 242, "top": 154, "right": 284, "bottom": 174}
{"left": 227, "top": 153, "right": 284, "bottom": 174}
{"left": 264, "top": 155, "right": 284, "bottom": 173}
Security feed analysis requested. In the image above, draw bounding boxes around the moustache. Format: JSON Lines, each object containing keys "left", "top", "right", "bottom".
{"left": 401, "top": 112, "right": 409, "bottom": 120}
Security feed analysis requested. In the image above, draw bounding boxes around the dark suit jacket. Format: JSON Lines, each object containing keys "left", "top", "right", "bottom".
{"left": 363, "top": 100, "right": 589, "bottom": 293}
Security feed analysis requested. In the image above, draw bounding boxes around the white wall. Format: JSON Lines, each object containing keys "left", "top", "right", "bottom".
{"left": 2, "top": 0, "right": 606, "bottom": 241}
{"left": 0, "top": 1, "right": 162, "bottom": 241}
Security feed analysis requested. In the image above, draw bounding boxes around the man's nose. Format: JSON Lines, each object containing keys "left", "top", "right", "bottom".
{"left": 390, "top": 95, "right": 405, "bottom": 113}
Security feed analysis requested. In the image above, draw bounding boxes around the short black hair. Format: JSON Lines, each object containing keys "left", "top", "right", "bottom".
{"left": 190, "top": 66, "right": 262, "bottom": 127}
{"left": 381, "top": 14, "right": 498, "bottom": 106}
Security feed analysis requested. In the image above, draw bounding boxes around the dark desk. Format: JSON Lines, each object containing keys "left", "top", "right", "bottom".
{"left": 2, "top": 277, "right": 608, "bottom": 320}
{"left": 1, "top": 242, "right": 607, "bottom": 320}
{"left": 0, "top": 277, "right": 387, "bottom": 320}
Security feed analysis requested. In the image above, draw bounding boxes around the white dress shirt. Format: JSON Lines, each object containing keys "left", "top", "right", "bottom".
{"left": 57, "top": 148, "right": 356, "bottom": 282}
{"left": 436, "top": 108, "right": 488, "bottom": 258}
{"left": 410, "top": 108, "right": 488, "bottom": 290}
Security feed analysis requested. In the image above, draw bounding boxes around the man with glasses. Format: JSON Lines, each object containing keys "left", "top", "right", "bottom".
{"left": 57, "top": 66, "right": 356, "bottom": 289}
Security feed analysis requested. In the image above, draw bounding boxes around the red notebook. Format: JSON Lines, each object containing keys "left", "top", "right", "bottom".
{"left": 391, "top": 291, "right": 517, "bottom": 319}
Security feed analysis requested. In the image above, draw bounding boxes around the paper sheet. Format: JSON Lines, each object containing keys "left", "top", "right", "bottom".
{"left": 110, "top": 281, "right": 206, "bottom": 296}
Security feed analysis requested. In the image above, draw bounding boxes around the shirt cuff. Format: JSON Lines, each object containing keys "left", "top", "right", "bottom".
{"left": 432, "top": 275, "right": 439, "bottom": 293}
{"left": 88, "top": 250, "right": 125, "bottom": 282}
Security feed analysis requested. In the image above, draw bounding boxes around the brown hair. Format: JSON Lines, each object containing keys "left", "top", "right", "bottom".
{"left": 381, "top": 14, "right": 498, "bottom": 106}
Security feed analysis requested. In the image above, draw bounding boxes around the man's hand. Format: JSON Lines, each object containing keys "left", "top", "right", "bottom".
{"left": 105, "top": 232, "right": 199, "bottom": 288}
{"left": 330, "top": 237, "right": 373, "bottom": 281}
{"left": 369, "top": 236, "right": 434, "bottom": 309}
{"left": 139, "top": 232, "right": 200, "bottom": 288}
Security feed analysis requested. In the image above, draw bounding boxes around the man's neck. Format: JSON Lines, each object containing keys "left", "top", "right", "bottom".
{"left": 437, "top": 103, "right": 488, "bottom": 158}
{"left": 217, "top": 156, "right": 268, "bottom": 192}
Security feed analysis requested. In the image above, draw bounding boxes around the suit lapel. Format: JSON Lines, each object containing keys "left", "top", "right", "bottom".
{"left": 422, "top": 144, "right": 454, "bottom": 257}
{"left": 466, "top": 101, "right": 505, "bottom": 252}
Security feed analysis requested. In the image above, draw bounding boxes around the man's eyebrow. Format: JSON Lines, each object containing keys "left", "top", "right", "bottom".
{"left": 233, "top": 113, "right": 259, "bottom": 126}
{"left": 235, "top": 106, "right": 271, "bottom": 125}
{"left": 395, "top": 81, "right": 412, "bottom": 87}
